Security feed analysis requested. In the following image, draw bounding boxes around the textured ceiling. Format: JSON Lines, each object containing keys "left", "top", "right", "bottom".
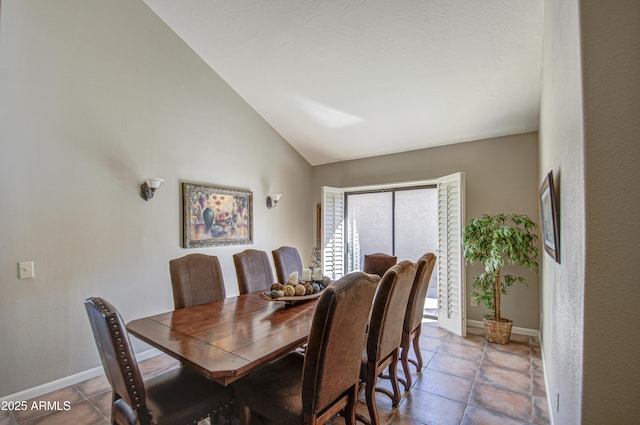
{"left": 143, "top": 0, "right": 544, "bottom": 165}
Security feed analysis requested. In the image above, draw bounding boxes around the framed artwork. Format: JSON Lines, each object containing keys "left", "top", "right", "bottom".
{"left": 183, "top": 183, "right": 253, "bottom": 248}
{"left": 539, "top": 171, "right": 560, "bottom": 263}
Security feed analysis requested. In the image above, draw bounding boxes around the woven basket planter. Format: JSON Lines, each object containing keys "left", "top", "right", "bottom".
{"left": 483, "top": 317, "right": 513, "bottom": 344}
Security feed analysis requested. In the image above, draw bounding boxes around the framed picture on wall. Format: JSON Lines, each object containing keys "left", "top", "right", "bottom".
{"left": 182, "top": 183, "right": 253, "bottom": 248}
{"left": 539, "top": 171, "right": 560, "bottom": 263}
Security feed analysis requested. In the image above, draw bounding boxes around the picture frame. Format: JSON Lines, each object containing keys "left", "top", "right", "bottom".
{"left": 182, "top": 182, "right": 253, "bottom": 248}
{"left": 539, "top": 171, "right": 560, "bottom": 262}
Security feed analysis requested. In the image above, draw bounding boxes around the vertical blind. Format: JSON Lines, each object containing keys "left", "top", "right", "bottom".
{"left": 321, "top": 186, "right": 345, "bottom": 280}
{"left": 436, "top": 172, "right": 466, "bottom": 336}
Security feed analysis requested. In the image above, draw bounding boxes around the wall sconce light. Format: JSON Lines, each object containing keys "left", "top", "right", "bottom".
{"left": 141, "top": 178, "right": 164, "bottom": 201}
{"left": 266, "top": 193, "right": 282, "bottom": 209}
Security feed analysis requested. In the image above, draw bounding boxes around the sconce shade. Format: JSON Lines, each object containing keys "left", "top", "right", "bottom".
{"left": 147, "top": 178, "right": 164, "bottom": 189}
{"left": 141, "top": 178, "right": 164, "bottom": 201}
{"left": 266, "top": 193, "right": 283, "bottom": 209}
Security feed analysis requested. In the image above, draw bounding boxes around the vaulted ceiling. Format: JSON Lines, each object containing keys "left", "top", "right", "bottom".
{"left": 143, "top": 0, "right": 543, "bottom": 165}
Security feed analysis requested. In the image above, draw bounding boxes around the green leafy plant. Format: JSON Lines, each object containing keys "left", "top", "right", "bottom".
{"left": 463, "top": 214, "right": 539, "bottom": 321}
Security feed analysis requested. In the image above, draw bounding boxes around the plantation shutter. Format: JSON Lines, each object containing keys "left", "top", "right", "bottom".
{"left": 436, "top": 172, "right": 466, "bottom": 336}
{"left": 321, "top": 186, "right": 345, "bottom": 280}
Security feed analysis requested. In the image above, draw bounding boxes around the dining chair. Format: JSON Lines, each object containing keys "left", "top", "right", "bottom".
{"left": 169, "top": 253, "right": 226, "bottom": 309}
{"left": 232, "top": 271, "right": 380, "bottom": 425}
{"left": 84, "top": 297, "right": 233, "bottom": 425}
{"left": 272, "top": 245, "right": 304, "bottom": 284}
{"left": 112, "top": 399, "right": 137, "bottom": 425}
{"left": 359, "top": 260, "right": 416, "bottom": 425}
{"left": 233, "top": 249, "right": 275, "bottom": 294}
{"left": 399, "top": 253, "right": 437, "bottom": 391}
{"left": 362, "top": 253, "right": 398, "bottom": 278}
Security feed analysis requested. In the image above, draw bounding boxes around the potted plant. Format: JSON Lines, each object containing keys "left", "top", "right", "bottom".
{"left": 462, "top": 214, "right": 539, "bottom": 344}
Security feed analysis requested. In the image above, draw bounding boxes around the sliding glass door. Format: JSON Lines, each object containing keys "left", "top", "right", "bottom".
{"left": 345, "top": 191, "right": 393, "bottom": 272}
{"left": 395, "top": 188, "right": 438, "bottom": 261}
{"left": 345, "top": 187, "right": 437, "bottom": 277}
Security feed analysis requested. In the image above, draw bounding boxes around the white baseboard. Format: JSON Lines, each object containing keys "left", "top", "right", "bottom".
{"left": 0, "top": 349, "right": 161, "bottom": 404}
{"left": 466, "top": 319, "right": 540, "bottom": 337}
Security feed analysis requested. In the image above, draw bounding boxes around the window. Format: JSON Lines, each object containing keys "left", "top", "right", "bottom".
{"left": 321, "top": 172, "right": 466, "bottom": 336}
{"left": 346, "top": 191, "right": 393, "bottom": 271}
{"left": 345, "top": 187, "right": 437, "bottom": 274}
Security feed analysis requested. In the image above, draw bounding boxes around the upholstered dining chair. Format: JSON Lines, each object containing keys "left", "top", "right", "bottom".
{"left": 272, "top": 246, "right": 304, "bottom": 284}
{"left": 169, "top": 253, "right": 226, "bottom": 309}
{"left": 359, "top": 261, "right": 416, "bottom": 425}
{"left": 233, "top": 249, "right": 275, "bottom": 294}
{"left": 362, "top": 253, "right": 398, "bottom": 278}
{"left": 232, "top": 272, "right": 380, "bottom": 425}
{"left": 84, "top": 297, "right": 233, "bottom": 425}
{"left": 112, "top": 399, "right": 137, "bottom": 425}
{"left": 399, "top": 253, "right": 437, "bottom": 391}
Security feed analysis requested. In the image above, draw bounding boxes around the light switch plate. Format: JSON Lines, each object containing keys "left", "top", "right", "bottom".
{"left": 18, "top": 261, "right": 35, "bottom": 279}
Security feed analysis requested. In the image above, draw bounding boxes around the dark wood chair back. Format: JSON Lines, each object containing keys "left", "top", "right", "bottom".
{"left": 169, "top": 254, "right": 226, "bottom": 309}
{"left": 233, "top": 249, "right": 274, "bottom": 294}
{"left": 272, "top": 246, "right": 304, "bottom": 284}
{"left": 363, "top": 253, "right": 398, "bottom": 278}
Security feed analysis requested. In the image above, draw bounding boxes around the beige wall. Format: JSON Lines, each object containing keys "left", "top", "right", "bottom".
{"left": 0, "top": 0, "right": 313, "bottom": 397}
{"left": 539, "top": 0, "right": 585, "bottom": 422}
{"left": 581, "top": 0, "right": 640, "bottom": 422}
{"left": 540, "top": 0, "right": 640, "bottom": 423}
{"left": 313, "top": 133, "right": 541, "bottom": 329}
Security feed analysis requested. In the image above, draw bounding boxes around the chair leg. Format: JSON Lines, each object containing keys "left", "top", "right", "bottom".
{"left": 343, "top": 386, "right": 358, "bottom": 425}
{"left": 388, "top": 351, "right": 402, "bottom": 407}
{"left": 400, "top": 341, "right": 412, "bottom": 392}
{"left": 412, "top": 326, "right": 423, "bottom": 370}
{"left": 237, "top": 403, "right": 252, "bottom": 425}
{"left": 374, "top": 350, "right": 407, "bottom": 403}
{"left": 365, "top": 363, "right": 381, "bottom": 425}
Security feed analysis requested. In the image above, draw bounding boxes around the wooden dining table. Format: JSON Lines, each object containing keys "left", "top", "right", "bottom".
{"left": 126, "top": 291, "right": 318, "bottom": 386}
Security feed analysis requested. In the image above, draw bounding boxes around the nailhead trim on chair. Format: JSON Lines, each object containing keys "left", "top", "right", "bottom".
{"left": 91, "top": 298, "right": 234, "bottom": 424}
{"left": 90, "top": 298, "right": 143, "bottom": 408}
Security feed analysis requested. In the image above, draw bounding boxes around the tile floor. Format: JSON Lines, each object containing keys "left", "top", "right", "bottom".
{"left": 0, "top": 322, "right": 549, "bottom": 425}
